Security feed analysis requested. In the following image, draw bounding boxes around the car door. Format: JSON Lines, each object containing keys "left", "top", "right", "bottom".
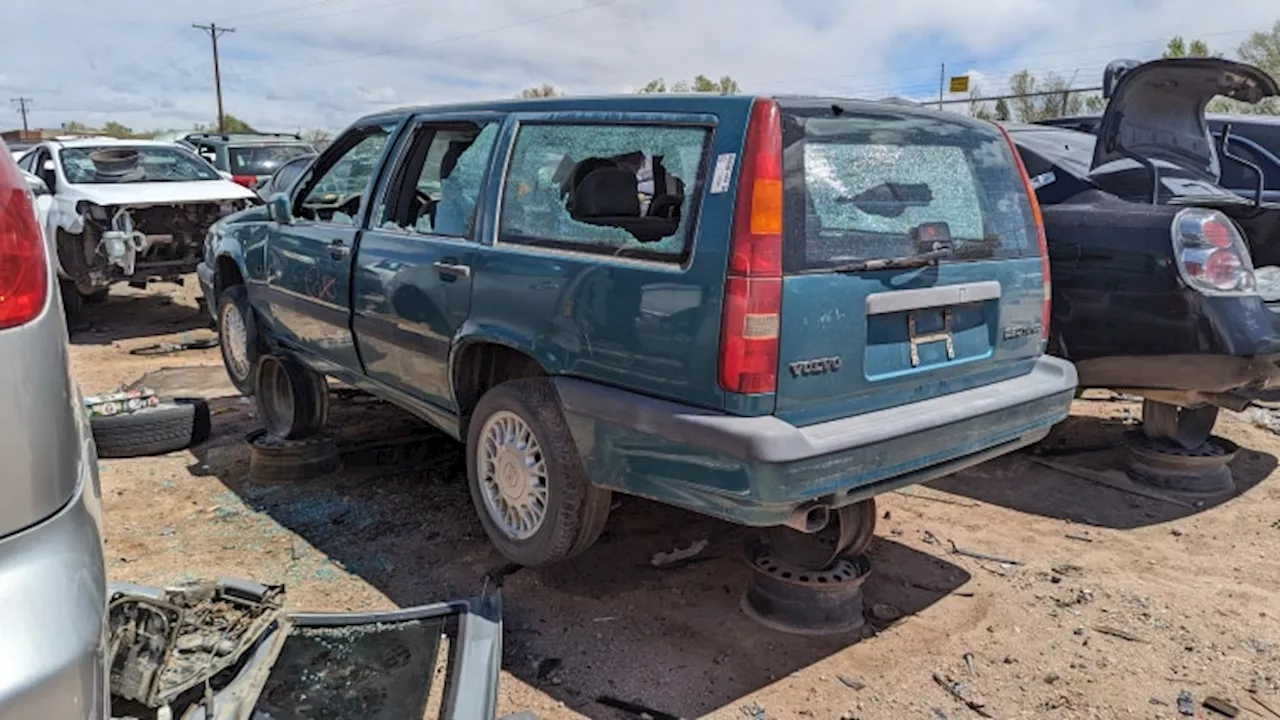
{"left": 265, "top": 119, "right": 400, "bottom": 372}
{"left": 351, "top": 113, "right": 502, "bottom": 412}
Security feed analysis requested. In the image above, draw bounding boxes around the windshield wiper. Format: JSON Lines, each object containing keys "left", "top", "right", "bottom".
{"left": 816, "top": 247, "right": 954, "bottom": 274}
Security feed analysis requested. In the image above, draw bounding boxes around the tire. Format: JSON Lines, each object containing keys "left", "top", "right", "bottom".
{"left": 217, "top": 285, "right": 262, "bottom": 396}
{"left": 1142, "top": 400, "right": 1219, "bottom": 449}
{"left": 254, "top": 354, "right": 329, "bottom": 440}
{"left": 247, "top": 429, "right": 342, "bottom": 482}
{"left": 91, "top": 398, "right": 212, "bottom": 459}
{"left": 466, "top": 378, "right": 611, "bottom": 567}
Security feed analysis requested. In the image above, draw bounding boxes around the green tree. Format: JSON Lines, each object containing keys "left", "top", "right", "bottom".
{"left": 101, "top": 121, "right": 134, "bottom": 138}
{"left": 968, "top": 85, "right": 995, "bottom": 121}
{"left": 221, "top": 115, "right": 255, "bottom": 133}
{"left": 1235, "top": 20, "right": 1280, "bottom": 114}
{"left": 994, "top": 97, "right": 1011, "bottom": 122}
{"left": 637, "top": 75, "right": 739, "bottom": 94}
{"left": 519, "top": 84, "right": 562, "bottom": 98}
{"left": 1163, "top": 36, "right": 1216, "bottom": 59}
{"left": 1008, "top": 70, "right": 1083, "bottom": 122}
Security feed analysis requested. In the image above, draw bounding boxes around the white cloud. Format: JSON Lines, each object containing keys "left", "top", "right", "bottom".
{"left": 2, "top": 0, "right": 1276, "bottom": 133}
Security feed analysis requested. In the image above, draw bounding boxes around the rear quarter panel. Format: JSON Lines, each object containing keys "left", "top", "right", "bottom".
{"left": 461, "top": 104, "right": 753, "bottom": 411}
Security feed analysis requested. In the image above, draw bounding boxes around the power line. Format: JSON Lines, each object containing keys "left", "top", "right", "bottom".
{"left": 283, "top": 0, "right": 626, "bottom": 69}
{"left": 10, "top": 97, "right": 32, "bottom": 132}
{"left": 192, "top": 22, "right": 237, "bottom": 132}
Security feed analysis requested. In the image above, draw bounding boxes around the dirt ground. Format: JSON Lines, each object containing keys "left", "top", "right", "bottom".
{"left": 76, "top": 279, "right": 1280, "bottom": 720}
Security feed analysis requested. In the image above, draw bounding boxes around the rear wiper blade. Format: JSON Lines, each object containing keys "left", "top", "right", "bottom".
{"left": 818, "top": 247, "right": 953, "bottom": 274}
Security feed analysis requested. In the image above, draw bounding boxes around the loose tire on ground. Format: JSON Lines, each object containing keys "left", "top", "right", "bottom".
{"left": 91, "top": 398, "right": 212, "bottom": 458}
{"left": 254, "top": 354, "right": 329, "bottom": 440}
{"left": 217, "top": 285, "right": 263, "bottom": 396}
{"left": 466, "top": 378, "right": 612, "bottom": 567}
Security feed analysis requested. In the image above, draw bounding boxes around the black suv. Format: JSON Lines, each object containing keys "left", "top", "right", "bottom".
{"left": 1009, "top": 58, "right": 1280, "bottom": 448}
{"left": 185, "top": 132, "right": 315, "bottom": 192}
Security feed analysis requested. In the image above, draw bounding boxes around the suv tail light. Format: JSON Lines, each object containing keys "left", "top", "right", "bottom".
{"left": 0, "top": 154, "right": 49, "bottom": 330}
{"left": 1172, "top": 208, "right": 1255, "bottom": 294}
{"left": 997, "top": 125, "right": 1051, "bottom": 343}
{"left": 232, "top": 174, "right": 257, "bottom": 188}
{"left": 719, "top": 98, "right": 783, "bottom": 395}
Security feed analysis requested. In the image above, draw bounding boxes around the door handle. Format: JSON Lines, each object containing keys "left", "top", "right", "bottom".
{"left": 328, "top": 239, "right": 348, "bottom": 260}
{"left": 433, "top": 260, "right": 471, "bottom": 279}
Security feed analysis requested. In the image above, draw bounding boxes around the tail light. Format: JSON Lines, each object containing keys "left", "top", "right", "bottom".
{"left": 232, "top": 174, "right": 257, "bottom": 188}
{"left": 997, "top": 125, "right": 1051, "bottom": 342}
{"left": 0, "top": 154, "right": 49, "bottom": 330}
{"left": 1172, "top": 208, "right": 1255, "bottom": 294}
{"left": 719, "top": 98, "right": 783, "bottom": 395}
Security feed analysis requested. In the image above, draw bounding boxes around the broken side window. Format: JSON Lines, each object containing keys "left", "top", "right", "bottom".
{"left": 296, "top": 123, "right": 395, "bottom": 225}
{"left": 497, "top": 122, "right": 709, "bottom": 263}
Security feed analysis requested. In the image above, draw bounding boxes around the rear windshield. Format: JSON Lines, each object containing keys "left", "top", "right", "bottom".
{"left": 781, "top": 105, "right": 1039, "bottom": 272}
{"left": 229, "top": 144, "right": 314, "bottom": 176}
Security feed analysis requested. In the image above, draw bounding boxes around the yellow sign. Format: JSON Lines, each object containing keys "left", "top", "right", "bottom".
{"left": 949, "top": 75, "right": 970, "bottom": 94}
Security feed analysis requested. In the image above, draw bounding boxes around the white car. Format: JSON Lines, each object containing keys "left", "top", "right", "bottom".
{"left": 15, "top": 137, "right": 257, "bottom": 313}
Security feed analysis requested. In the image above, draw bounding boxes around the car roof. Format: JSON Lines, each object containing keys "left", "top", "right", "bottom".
{"left": 357, "top": 93, "right": 979, "bottom": 128}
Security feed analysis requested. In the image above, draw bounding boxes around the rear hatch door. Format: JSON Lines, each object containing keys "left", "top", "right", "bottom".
{"left": 774, "top": 101, "right": 1047, "bottom": 426}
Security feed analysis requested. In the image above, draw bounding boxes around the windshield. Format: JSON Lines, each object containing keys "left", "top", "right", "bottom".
{"left": 60, "top": 145, "right": 220, "bottom": 184}
{"left": 229, "top": 144, "right": 314, "bottom": 176}
{"left": 781, "top": 105, "right": 1038, "bottom": 272}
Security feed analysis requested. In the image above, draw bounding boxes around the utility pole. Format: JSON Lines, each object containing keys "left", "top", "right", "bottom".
{"left": 938, "top": 62, "right": 946, "bottom": 109}
{"left": 10, "top": 97, "right": 32, "bottom": 133}
{"left": 192, "top": 22, "right": 236, "bottom": 132}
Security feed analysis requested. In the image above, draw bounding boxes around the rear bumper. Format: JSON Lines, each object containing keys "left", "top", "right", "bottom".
{"left": 1075, "top": 353, "right": 1280, "bottom": 399}
{"left": 0, "top": 440, "right": 108, "bottom": 720}
{"left": 554, "top": 355, "right": 1077, "bottom": 527}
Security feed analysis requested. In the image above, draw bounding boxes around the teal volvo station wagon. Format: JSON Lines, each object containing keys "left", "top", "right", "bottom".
{"left": 200, "top": 93, "right": 1077, "bottom": 568}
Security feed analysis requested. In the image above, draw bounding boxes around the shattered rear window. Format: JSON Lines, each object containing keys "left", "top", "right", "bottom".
{"left": 781, "top": 106, "right": 1039, "bottom": 272}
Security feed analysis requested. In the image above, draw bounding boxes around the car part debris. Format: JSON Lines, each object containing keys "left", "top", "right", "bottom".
{"left": 130, "top": 338, "right": 220, "bottom": 357}
{"left": 740, "top": 542, "right": 871, "bottom": 636}
{"left": 932, "top": 671, "right": 993, "bottom": 718}
{"left": 91, "top": 397, "right": 211, "bottom": 458}
{"left": 1092, "top": 625, "right": 1147, "bottom": 643}
{"left": 946, "top": 540, "right": 1021, "bottom": 566}
{"left": 1178, "top": 690, "right": 1196, "bottom": 716}
{"left": 1125, "top": 431, "right": 1238, "bottom": 498}
{"left": 650, "top": 538, "right": 708, "bottom": 567}
{"left": 107, "top": 578, "right": 285, "bottom": 709}
{"left": 246, "top": 429, "right": 342, "bottom": 483}
{"left": 109, "top": 581, "right": 503, "bottom": 720}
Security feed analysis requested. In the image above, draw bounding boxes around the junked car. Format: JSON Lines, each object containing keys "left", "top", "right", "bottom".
{"left": 0, "top": 141, "right": 108, "bottom": 719}
{"left": 202, "top": 94, "right": 1076, "bottom": 570}
{"left": 184, "top": 132, "right": 316, "bottom": 193}
{"left": 15, "top": 138, "right": 257, "bottom": 315}
{"left": 1007, "top": 58, "right": 1280, "bottom": 448}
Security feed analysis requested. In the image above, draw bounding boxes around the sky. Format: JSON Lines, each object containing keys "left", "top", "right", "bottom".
{"left": 1, "top": 0, "right": 1278, "bottom": 135}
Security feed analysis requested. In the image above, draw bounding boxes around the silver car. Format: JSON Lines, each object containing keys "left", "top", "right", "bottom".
{"left": 0, "top": 145, "right": 108, "bottom": 716}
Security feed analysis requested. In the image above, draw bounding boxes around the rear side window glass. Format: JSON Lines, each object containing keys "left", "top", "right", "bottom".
{"left": 498, "top": 122, "right": 710, "bottom": 263}
{"left": 781, "top": 106, "right": 1039, "bottom": 273}
{"left": 229, "top": 144, "right": 314, "bottom": 176}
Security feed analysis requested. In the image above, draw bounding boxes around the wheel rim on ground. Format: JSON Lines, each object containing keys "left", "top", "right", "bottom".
{"left": 220, "top": 302, "right": 251, "bottom": 382}
{"left": 257, "top": 358, "right": 295, "bottom": 437}
{"left": 477, "top": 410, "right": 549, "bottom": 541}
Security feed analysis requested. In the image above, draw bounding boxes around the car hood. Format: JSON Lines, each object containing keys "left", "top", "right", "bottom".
{"left": 1092, "top": 58, "right": 1280, "bottom": 182}
{"left": 66, "top": 179, "right": 257, "bottom": 207}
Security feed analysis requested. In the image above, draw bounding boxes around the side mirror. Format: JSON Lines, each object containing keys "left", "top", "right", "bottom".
{"left": 22, "top": 171, "right": 49, "bottom": 196}
{"left": 267, "top": 192, "right": 293, "bottom": 225}
{"left": 41, "top": 159, "right": 56, "bottom": 172}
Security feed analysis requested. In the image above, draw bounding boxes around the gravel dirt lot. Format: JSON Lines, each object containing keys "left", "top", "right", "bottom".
{"left": 76, "top": 279, "right": 1280, "bottom": 720}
